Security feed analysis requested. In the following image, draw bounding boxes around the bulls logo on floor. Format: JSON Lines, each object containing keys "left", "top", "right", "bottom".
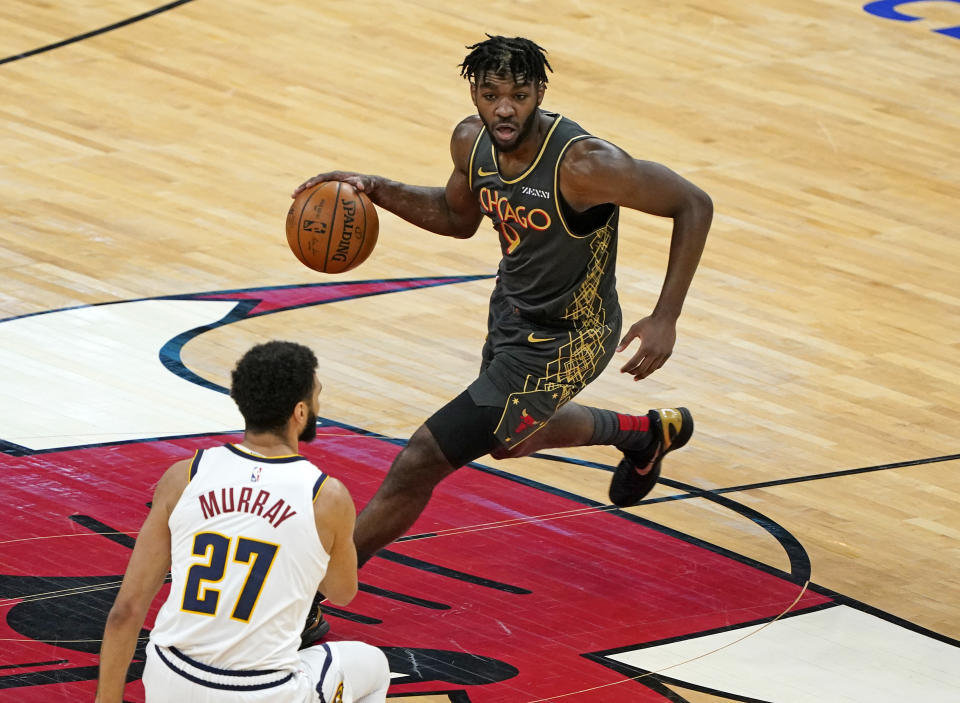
{"left": 0, "top": 277, "right": 956, "bottom": 702}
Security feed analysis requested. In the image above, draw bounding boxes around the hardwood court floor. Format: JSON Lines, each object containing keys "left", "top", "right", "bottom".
{"left": 1, "top": 1, "right": 958, "bottom": 701}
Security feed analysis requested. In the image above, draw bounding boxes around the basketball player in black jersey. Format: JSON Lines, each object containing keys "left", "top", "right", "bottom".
{"left": 294, "top": 36, "right": 712, "bottom": 571}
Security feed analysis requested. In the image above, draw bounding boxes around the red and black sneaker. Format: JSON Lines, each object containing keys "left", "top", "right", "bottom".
{"left": 608, "top": 407, "right": 694, "bottom": 507}
{"left": 299, "top": 592, "right": 330, "bottom": 649}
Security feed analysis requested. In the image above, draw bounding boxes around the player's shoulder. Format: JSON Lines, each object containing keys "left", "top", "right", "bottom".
{"left": 162, "top": 457, "right": 194, "bottom": 486}
{"left": 451, "top": 115, "right": 483, "bottom": 145}
{"left": 561, "top": 135, "right": 633, "bottom": 180}
{"left": 450, "top": 115, "right": 484, "bottom": 166}
{"left": 313, "top": 474, "right": 353, "bottom": 510}
{"left": 311, "top": 474, "right": 356, "bottom": 533}
{"left": 564, "top": 134, "right": 628, "bottom": 161}
{"left": 152, "top": 457, "right": 193, "bottom": 513}
{"left": 455, "top": 114, "right": 483, "bottom": 133}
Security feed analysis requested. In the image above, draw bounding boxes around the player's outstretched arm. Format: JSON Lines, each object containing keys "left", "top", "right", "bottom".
{"left": 560, "top": 140, "right": 713, "bottom": 380}
{"left": 95, "top": 461, "right": 187, "bottom": 703}
{"left": 314, "top": 477, "right": 359, "bottom": 606}
{"left": 292, "top": 117, "right": 484, "bottom": 239}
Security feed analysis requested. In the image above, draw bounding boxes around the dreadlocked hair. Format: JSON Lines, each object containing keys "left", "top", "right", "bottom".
{"left": 460, "top": 35, "right": 553, "bottom": 86}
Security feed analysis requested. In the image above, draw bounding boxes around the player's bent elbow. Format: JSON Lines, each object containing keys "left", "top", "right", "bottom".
{"left": 322, "top": 581, "right": 358, "bottom": 607}
{"left": 445, "top": 211, "right": 483, "bottom": 239}
{"left": 441, "top": 221, "right": 479, "bottom": 239}
{"left": 690, "top": 186, "right": 713, "bottom": 220}
{"left": 103, "top": 597, "right": 141, "bottom": 634}
{"left": 319, "top": 564, "right": 358, "bottom": 606}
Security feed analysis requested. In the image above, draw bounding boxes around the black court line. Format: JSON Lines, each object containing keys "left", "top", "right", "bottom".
{"left": 581, "top": 603, "right": 841, "bottom": 703}
{"left": 69, "top": 515, "right": 136, "bottom": 549}
{"left": 385, "top": 692, "right": 472, "bottom": 702}
{"left": 0, "top": 660, "right": 144, "bottom": 690}
{"left": 0, "top": 0, "right": 196, "bottom": 66}
{"left": 713, "top": 452, "right": 960, "bottom": 493}
{"left": 376, "top": 550, "right": 532, "bottom": 594}
{"left": 0, "top": 439, "right": 32, "bottom": 455}
{"left": 664, "top": 478, "right": 812, "bottom": 583}
{"left": 319, "top": 605, "right": 381, "bottom": 625}
{"left": 357, "top": 583, "right": 451, "bottom": 610}
{"left": 651, "top": 451, "right": 960, "bottom": 505}
{"left": 0, "top": 661, "right": 68, "bottom": 672}
{"left": 525, "top": 451, "right": 960, "bottom": 507}
{"left": 0, "top": 664, "right": 101, "bottom": 689}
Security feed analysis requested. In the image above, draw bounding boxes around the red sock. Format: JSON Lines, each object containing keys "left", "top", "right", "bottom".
{"left": 586, "top": 408, "right": 653, "bottom": 449}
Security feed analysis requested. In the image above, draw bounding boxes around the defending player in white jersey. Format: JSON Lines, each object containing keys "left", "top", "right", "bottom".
{"left": 97, "top": 341, "right": 390, "bottom": 703}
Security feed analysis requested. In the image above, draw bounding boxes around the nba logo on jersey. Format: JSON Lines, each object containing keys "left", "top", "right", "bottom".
{"left": 250, "top": 466, "right": 262, "bottom": 482}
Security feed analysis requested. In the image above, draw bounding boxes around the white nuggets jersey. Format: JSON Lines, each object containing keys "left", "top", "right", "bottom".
{"left": 150, "top": 444, "right": 330, "bottom": 672}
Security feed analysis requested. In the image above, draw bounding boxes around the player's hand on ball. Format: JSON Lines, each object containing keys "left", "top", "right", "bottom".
{"left": 293, "top": 171, "right": 379, "bottom": 198}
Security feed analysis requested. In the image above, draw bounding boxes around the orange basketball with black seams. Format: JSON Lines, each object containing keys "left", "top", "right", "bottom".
{"left": 286, "top": 181, "right": 379, "bottom": 273}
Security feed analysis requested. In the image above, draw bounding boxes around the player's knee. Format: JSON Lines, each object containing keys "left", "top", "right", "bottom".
{"left": 489, "top": 446, "right": 509, "bottom": 460}
{"left": 490, "top": 444, "right": 520, "bottom": 460}
{"left": 354, "top": 644, "right": 391, "bottom": 700}
{"left": 379, "top": 426, "right": 453, "bottom": 497}
{"left": 404, "top": 424, "right": 448, "bottom": 463}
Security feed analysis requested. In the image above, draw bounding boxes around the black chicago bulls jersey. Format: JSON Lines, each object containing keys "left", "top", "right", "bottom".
{"left": 469, "top": 112, "right": 620, "bottom": 327}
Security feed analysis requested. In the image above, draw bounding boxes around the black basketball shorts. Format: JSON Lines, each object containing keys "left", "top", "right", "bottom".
{"left": 425, "top": 288, "right": 620, "bottom": 468}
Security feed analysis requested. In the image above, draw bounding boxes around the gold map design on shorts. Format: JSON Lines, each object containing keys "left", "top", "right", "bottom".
{"left": 496, "top": 220, "right": 617, "bottom": 446}
{"left": 525, "top": 223, "right": 615, "bottom": 405}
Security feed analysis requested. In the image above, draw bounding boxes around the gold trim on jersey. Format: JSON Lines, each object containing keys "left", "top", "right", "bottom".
{"left": 553, "top": 135, "right": 618, "bottom": 239}
{"left": 493, "top": 115, "right": 564, "bottom": 185}
{"left": 230, "top": 443, "right": 300, "bottom": 461}
{"left": 187, "top": 449, "right": 202, "bottom": 482}
{"left": 549, "top": 134, "right": 618, "bottom": 325}
{"left": 467, "top": 125, "right": 486, "bottom": 192}
{"left": 562, "top": 227, "right": 615, "bottom": 324}
{"left": 312, "top": 474, "right": 328, "bottom": 503}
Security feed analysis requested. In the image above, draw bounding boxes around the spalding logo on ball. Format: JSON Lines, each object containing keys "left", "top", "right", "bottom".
{"left": 286, "top": 181, "right": 379, "bottom": 273}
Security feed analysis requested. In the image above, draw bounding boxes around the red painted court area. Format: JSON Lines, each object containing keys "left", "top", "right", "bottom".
{"left": 0, "top": 429, "right": 828, "bottom": 701}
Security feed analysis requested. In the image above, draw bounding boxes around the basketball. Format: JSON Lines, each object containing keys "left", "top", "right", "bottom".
{"left": 286, "top": 181, "right": 379, "bottom": 273}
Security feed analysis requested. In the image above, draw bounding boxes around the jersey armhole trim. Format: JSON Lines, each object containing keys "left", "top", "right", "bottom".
{"left": 497, "top": 114, "right": 564, "bottom": 185}
{"left": 187, "top": 449, "right": 203, "bottom": 482}
{"left": 554, "top": 134, "right": 607, "bottom": 238}
{"left": 467, "top": 125, "right": 486, "bottom": 192}
{"left": 312, "top": 473, "right": 329, "bottom": 503}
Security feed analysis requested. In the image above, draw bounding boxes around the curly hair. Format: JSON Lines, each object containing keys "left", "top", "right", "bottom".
{"left": 230, "top": 341, "right": 318, "bottom": 433}
{"left": 460, "top": 34, "right": 553, "bottom": 85}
